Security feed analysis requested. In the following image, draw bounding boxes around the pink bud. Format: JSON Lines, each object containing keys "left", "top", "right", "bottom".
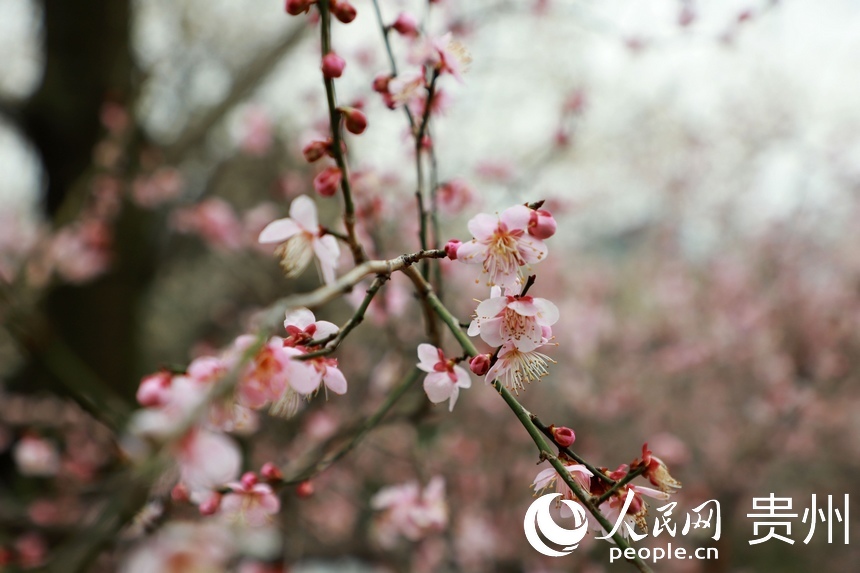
{"left": 285, "top": 0, "right": 313, "bottom": 16}
{"left": 199, "top": 493, "right": 222, "bottom": 515}
{"left": 302, "top": 139, "right": 331, "bottom": 163}
{"left": 240, "top": 472, "right": 258, "bottom": 488}
{"left": 171, "top": 483, "right": 190, "bottom": 503}
{"left": 469, "top": 354, "right": 491, "bottom": 376}
{"left": 528, "top": 209, "right": 557, "bottom": 240}
{"left": 391, "top": 12, "right": 419, "bottom": 37}
{"left": 296, "top": 480, "right": 315, "bottom": 498}
{"left": 261, "top": 462, "right": 283, "bottom": 481}
{"left": 331, "top": 0, "right": 357, "bottom": 23}
{"left": 321, "top": 52, "right": 346, "bottom": 79}
{"left": 551, "top": 426, "right": 576, "bottom": 448}
{"left": 340, "top": 107, "right": 367, "bottom": 135}
{"left": 444, "top": 239, "right": 461, "bottom": 260}
{"left": 372, "top": 73, "right": 392, "bottom": 94}
{"left": 313, "top": 166, "right": 342, "bottom": 197}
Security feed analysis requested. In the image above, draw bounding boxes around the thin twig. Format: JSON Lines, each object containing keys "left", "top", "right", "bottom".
{"left": 318, "top": 0, "right": 365, "bottom": 265}
{"left": 298, "top": 275, "right": 388, "bottom": 359}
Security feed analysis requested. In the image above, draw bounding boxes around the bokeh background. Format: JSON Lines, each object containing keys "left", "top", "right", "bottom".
{"left": 1, "top": 0, "right": 860, "bottom": 571}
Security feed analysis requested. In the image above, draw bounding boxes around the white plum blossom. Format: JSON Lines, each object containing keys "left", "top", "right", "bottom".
{"left": 468, "top": 286, "right": 559, "bottom": 352}
{"left": 532, "top": 461, "right": 594, "bottom": 518}
{"left": 484, "top": 340, "right": 555, "bottom": 393}
{"left": 416, "top": 344, "right": 472, "bottom": 412}
{"left": 456, "top": 205, "right": 548, "bottom": 290}
{"left": 258, "top": 195, "right": 340, "bottom": 285}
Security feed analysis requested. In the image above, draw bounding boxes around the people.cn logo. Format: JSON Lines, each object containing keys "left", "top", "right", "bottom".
{"left": 524, "top": 493, "right": 590, "bottom": 557}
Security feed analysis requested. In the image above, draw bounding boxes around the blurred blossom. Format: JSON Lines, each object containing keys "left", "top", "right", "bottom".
{"left": 371, "top": 476, "right": 448, "bottom": 547}
{"left": 13, "top": 435, "right": 60, "bottom": 477}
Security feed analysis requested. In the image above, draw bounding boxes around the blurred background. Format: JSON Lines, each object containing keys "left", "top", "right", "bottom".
{"left": 1, "top": 0, "right": 859, "bottom": 571}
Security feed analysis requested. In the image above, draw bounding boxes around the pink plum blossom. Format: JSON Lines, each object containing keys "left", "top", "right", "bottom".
{"left": 283, "top": 307, "right": 339, "bottom": 347}
{"left": 258, "top": 195, "right": 340, "bottom": 285}
{"left": 416, "top": 344, "right": 472, "bottom": 411}
{"left": 238, "top": 337, "right": 300, "bottom": 409}
{"left": 468, "top": 286, "right": 559, "bottom": 351}
{"left": 176, "top": 428, "right": 242, "bottom": 500}
{"left": 484, "top": 340, "right": 554, "bottom": 392}
{"left": 420, "top": 33, "right": 471, "bottom": 82}
{"left": 170, "top": 198, "right": 244, "bottom": 251}
{"left": 371, "top": 476, "right": 448, "bottom": 546}
{"left": 456, "top": 205, "right": 548, "bottom": 290}
{"left": 220, "top": 472, "right": 281, "bottom": 527}
{"left": 120, "top": 521, "right": 234, "bottom": 572}
{"left": 287, "top": 352, "right": 348, "bottom": 396}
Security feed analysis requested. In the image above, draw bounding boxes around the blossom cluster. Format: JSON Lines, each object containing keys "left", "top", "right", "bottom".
{"left": 417, "top": 204, "right": 559, "bottom": 409}
{"left": 129, "top": 306, "right": 347, "bottom": 524}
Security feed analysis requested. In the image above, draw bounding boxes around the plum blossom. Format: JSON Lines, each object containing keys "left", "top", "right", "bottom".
{"left": 176, "top": 429, "right": 242, "bottom": 501}
{"left": 456, "top": 205, "right": 548, "bottom": 290}
{"left": 286, "top": 353, "right": 348, "bottom": 397}
{"left": 532, "top": 461, "right": 594, "bottom": 518}
{"left": 416, "top": 344, "right": 472, "bottom": 411}
{"left": 420, "top": 33, "right": 471, "bottom": 82}
{"left": 371, "top": 477, "right": 448, "bottom": 547}
{"left": 258, "top": 195, "right": 340, "bottom": 285}
{"left": 220, "top": 472, "right": 281, "bottom": 527}
{"left": 13, "top": 435, "right": 60, "bottom": 477}
{"left": 468, "top": 286, "right": 559, "bottom": 351}
{"left": 484, "top": 340, "right": 555, "bottom": 392}
{"left": 120, "top": 521, "right": 235, "bottom": 573}
{"left": 237, "top": 337, "right": 301, "bottom": 409}
{"left": 632, "top": 443, "right": 682, "bottom": 493}
{"left": 283, "top": 308, "right": 339, "bottom": 347}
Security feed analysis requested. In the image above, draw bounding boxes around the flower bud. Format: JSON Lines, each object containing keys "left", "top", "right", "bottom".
{"left": 240, "top": 471, "right": 258, "bottom": 488}
{"left": 296, "top": 480, "right": 315, "bottom": 498}
{"left": 331, "top": 0, "right": 357, "bottom": 23}
{"left": 445, "top": 239, "right": 462, "bottom": 260}
{"left": 391, "top": 12, "right": 419, "bottom": 37}
{"left": 302, "top": 139, "right": 331, "bottom": 163}
{"left": 261, "top": 462, "right": 283, "bottom": 481}
{"left": 340, "top": 106, "right": 367, "bottom": 135}
{"left": 321, "top": 52, "right": 346, "bottom": 79}
{"left": 469, "top": 354, "right": 491, "bottom": 376}
{"left": 372, "top": 73, "right": 392, "bottom": 94}
{"left": 285, "top": 0, "right": 312, "bottom": 16}
{"left": 528, "top": 209, "right": 557, "bottom": 240}
{"left": 199, "top": 493, "right": 222, "bottom": 515}
{"left": 313, "top": 166, "right": 342, "bottom": 197}
{"left": 551, "top": 425, "right": 576, "bottom": 448}
{"left": 171, "top": 482, "right": 190, "bottom": 503}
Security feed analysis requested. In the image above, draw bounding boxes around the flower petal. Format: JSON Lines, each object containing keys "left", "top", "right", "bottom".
{"left": 323, "top": 367, "right": 348, "bottom": 395}
{"left": 417, "top": 343, "right": 440, "bottom": 369}
{"left": 499, "top": 205, "right": 532, "bottom": 230}
{"left": 423, "top": 372, "right": 453, "bottom": 404}
{"left": 258, "top": 218, "right": 300, "bottom": 244}
{"left": 284, "top": 308, "right": 315, "bottom": 330}
{"left": 455, "top": 240, "right": 486, "bottom": 265}
{"left": 288, "top": 195, "right": 318, "bottom": 230}
{"left": 466, "top": 213, "right": 498, "bottom": 240}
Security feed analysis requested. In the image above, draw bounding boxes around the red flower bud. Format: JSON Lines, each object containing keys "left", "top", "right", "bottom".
{"left": 321, "top": 52, "right": 346, "bottom": 79}
{"left": 261, "top": 462, "right": 283, "bottom": 481}
{"left": 469, "top": 354, "right": 491, "bottom": 376}
{"left": 285, "top": 0, "right": 312, "bottom": 16}
{"left": 199, "top": 492, "right": 222, "bottom": 515}
{"left": 528, "top": 209, "right": 557, "bottom": 240}
{"left": 551, "top": 425, "right": 576, "bottom": 448}
{"left": 391, "top": 12, "right": 419, "bottom": 37}
{"left": 302, "top": 138, "right": 331, "bottom": 163}
{"left": 340, "top": 106, "right": 367, "bottom": 135}
{"left": 331, "top": 0, "right": 357, "bottom": 23}
{"left": 313, "top": 166, "right": 342, "bottom": 197}
{"left": 240, "top": 471, "right": 258, "bottom": 488}
{"left": 445, "top": 239, "right": 462, "bottom": 260}
{"left": 171, "top": 482, "right": 190, "bottom": 503}
{"left": 372, "top": 73, "right": 392, "bottom": 94}
{"left": 296, "top": 480, "right": 315, "bottom": 498}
